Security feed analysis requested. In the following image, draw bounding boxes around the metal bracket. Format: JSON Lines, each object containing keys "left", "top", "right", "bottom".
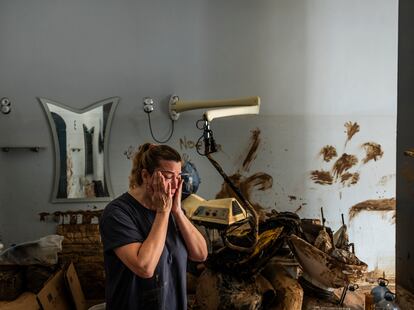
{"left": 143, "top": 97, "right": 154, "bottom": 113}
{"left": 1, "top": 97, "right": 11, "bottom": 114}
{"left": 169, "top": 95, "right": 180, "bottom": 121}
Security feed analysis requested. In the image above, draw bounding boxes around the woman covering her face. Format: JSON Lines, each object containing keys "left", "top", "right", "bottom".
{"left": 100, "top": 143, "right": 208, "bottom": 310}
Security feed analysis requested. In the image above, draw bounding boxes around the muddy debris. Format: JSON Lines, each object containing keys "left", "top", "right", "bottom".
{"left": 196, "top": 269, "right": 271, "bottom": 310}
{"left": 262, "top": 261, "right": 303, "bottom": 310}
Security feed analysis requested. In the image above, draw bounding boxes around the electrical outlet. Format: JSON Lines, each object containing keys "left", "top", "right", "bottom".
{"left": 143, "top": 97, "right": 154, "bottom": 113}
{"left": 1, "top": 97, "right": 11, "bottom": 114}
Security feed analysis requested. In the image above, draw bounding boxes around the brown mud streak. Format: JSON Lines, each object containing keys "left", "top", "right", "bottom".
{"left": 332, "top": 154, "right": 358, "bottom": 179}
{"left": 349, "top": 198, "right": 396, "bottom": 221}
{"left": 294, "top": 205, "right": 303, "bottom": 213}
{"left": 320, "top": 145, "right": 337, "bottom": 162}
{"left": 341, "top": 172, "right": 360, "bottom": 187}
{"left": 242, "top": 128, "right": 261, "bottom": 172}
{"left": 362, "top": 142, "right": 384, "bottom": 164}
{"left": 404, "top": 149, "right": 414, "bottom": 158}
{"left": 345, "top": 121, "right": 360, "bottom": 145}
{"left": 310, "top": 170, "right": 333, "bottom": 185}
{"left": 215, "top": 128, "right": 273, "bottom": 218}
{"left": 216, "top": 172, "right": 273, "bottom": 216}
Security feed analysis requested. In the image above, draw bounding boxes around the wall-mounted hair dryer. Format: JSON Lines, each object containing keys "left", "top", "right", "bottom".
{"left": 169, "top": 95, "right": 260, "bottom": 122}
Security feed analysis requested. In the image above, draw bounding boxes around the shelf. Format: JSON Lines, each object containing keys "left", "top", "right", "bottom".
{"left": 1, "top": 146, "right": 46, "bottom": 152}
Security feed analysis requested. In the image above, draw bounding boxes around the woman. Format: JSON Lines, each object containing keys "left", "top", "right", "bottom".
{"left": 99, "top": 143, "right": 208, "bottom": 310}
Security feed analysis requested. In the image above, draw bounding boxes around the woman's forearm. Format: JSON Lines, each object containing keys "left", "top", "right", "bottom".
{"left": 173, "top": 210, "right": 208, "bottom": 262}
{"left": 136, "top": 211, "right": 170, "bottom": 276}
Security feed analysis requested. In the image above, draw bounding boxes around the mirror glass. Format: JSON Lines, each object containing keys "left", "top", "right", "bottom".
{"left": 39, "top": 97, "right": 119, "bottom": 202}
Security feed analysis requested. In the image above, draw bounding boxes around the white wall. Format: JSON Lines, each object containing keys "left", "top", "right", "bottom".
{"left": 0, "top": 0, "right": 398, "bottom": 275}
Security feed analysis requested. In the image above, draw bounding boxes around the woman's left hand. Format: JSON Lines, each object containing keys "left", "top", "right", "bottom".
{"left": 171, "top": 178, "right": 184, "bottom": 215}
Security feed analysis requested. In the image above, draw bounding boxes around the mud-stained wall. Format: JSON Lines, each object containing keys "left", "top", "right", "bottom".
{"left": 0, "top": 0, "right": 397, "bottom": 277}
{"left": 184, "top": 117, "right": 396, "bottom": 276}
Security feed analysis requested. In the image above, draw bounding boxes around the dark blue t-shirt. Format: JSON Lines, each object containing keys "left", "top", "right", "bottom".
{"left": 99, "top": 192, "right": 188, "bottom": 310}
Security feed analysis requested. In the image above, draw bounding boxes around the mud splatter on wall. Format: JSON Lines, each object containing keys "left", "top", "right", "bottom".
{"left": 320, "top": 145, "right": 338, "bottom": 162}
{"left": 310, "top": 170, "right": 333, "bottom": 185}
{"left": 310, "top": 121, "right": 384, "bottom": 188}
{"left": 362, "top": 142, "right": 384, "bottom": 164}
{"left": 349, "top": 198, "right": 396, "bottom": 221}
{"left": 345, "top": 121, "right": 360, "bottom": 145}
{"left": 242, "top": 129, "right": 260, "bottom": 172}
{"left": 340, "top": 172, "right": 360, "bottom": 187}
{"left": 215, "top": 128, "right": 273, "bottom": 219}
{"left": 124, "top": 145, "right": 139, "bottom": 159}
{"left": 377, "top": 174, "right": 395, "bottom": 186}
{"left": 216, "top": 172, "right": 273, "bottom": 216}
{"left": 332, "top": 154, "right": 358, "bottom": 178}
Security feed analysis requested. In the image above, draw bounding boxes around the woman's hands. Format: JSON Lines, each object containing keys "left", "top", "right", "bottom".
{"left": 147, "top": 171, "right": 172, "bottom": 213}
{"left": 171, "top": 178, "right": 184, "bottom": 215}
{"left": 146, "top": 171, "right": 184, "bottom": 214}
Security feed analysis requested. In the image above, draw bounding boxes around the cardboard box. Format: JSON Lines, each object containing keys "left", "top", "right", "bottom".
{"left": 64, "top": 262, "right": 87, "bottom": 310}
{"left": 36, "top": 262, "right": 89, "bottom": 310}
{"left": 0, "top": 262, "right": 90, "bottom": 310}
{"left": 0, "top": 292, "right": 40, "bottom": 310}
{"left": 36, "top": 268, "right": 72, "bottom": 310}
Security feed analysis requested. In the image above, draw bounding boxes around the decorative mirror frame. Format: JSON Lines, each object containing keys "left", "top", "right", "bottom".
{"left": 39, "top": 97, "right": 119, "bottom": 203}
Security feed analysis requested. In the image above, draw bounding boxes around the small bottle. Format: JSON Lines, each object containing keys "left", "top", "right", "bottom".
{"left": 375, "top": 291, "right": 400, "bottom": 310}
{"left": 371, "top": 277, "right": 390, "bottom": 304}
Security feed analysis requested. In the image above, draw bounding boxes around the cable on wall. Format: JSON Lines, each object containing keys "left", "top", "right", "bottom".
{"left": 143, "top": 97, "right": 175, "bottom": 143}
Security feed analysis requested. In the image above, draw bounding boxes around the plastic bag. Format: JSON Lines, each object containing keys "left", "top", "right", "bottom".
{"left": 0, "top": 235, "right": 64, "bottom": 265}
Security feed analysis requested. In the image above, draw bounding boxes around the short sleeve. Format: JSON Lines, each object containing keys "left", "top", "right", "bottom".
{"left": 99, "top": 204, "right": 145, "bottom": 252}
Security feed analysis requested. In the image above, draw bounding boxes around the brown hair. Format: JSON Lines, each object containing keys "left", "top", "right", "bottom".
{"left": 129, "top": 143, "right": 182, "bottom": 188}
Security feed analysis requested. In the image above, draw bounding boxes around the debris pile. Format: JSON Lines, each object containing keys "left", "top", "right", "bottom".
{"left": 184, "top": 197, "right": 368, "bottom": 309}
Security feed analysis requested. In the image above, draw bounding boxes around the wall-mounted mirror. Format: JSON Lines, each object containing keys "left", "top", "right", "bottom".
{"left": 39, "top": 97, "right": 119, "bottom": 203}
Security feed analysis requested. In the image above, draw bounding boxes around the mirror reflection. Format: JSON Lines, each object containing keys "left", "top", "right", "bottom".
{"left": 39, "top": 97, "right": 118, "bottom": 202}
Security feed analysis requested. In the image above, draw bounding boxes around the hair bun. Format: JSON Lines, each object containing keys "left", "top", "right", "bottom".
{"left": 138, "top": 143, "right": 152, "bottom": 153}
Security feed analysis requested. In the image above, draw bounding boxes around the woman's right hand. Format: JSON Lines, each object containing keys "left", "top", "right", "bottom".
{"left": 148, "top": 171, "right": 172, "bottom": 213}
